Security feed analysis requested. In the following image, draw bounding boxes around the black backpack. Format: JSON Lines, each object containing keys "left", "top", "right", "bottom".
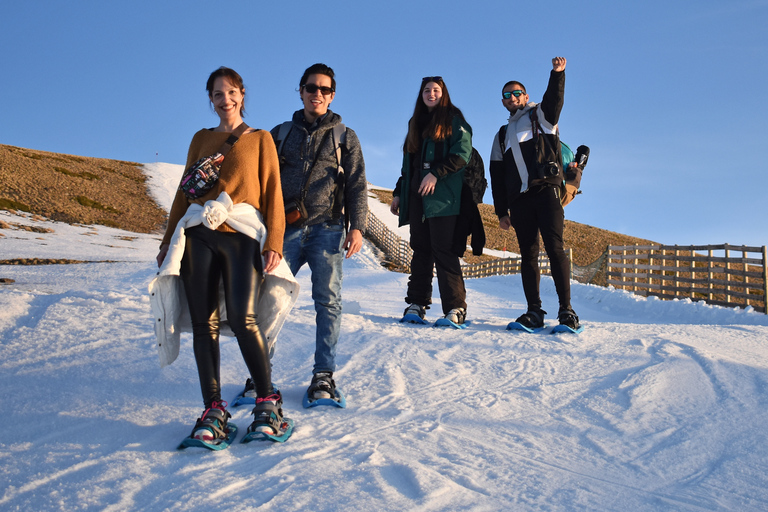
{"left": 463, "top": 148, "right": 487, "bottom": 204}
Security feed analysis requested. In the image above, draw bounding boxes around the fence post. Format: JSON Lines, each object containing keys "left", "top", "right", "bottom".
{"left": 763, "top": 246, "right": 768, "bottom": 314}
{"left": 725, "top": 244, "right": 731, "bottom": 305}
{"left": 708, "top": 247, "right": 715, "bottom": 302}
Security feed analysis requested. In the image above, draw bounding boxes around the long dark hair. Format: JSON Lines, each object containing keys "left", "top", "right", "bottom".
{"left": 405, "top": 77, "right": 465, "bottom": 154}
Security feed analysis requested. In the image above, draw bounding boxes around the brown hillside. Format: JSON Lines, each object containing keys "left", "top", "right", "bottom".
{"left": 0, "top": 144, "right": 166, "bottom": 233}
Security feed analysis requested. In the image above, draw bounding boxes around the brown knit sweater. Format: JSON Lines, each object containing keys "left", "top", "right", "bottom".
{"left": 162, "top": 128, "right": 285, "bottom": 255}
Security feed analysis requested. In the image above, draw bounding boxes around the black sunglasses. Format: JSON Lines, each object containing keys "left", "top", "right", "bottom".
{"left": 422, "top": 76, "right": 443, "bottom": 83}
{"left": 502, "top": 90, "right": 525, "bottom": 99}
{"left": 302, "top": 83, "right": 334, "bottom": 96}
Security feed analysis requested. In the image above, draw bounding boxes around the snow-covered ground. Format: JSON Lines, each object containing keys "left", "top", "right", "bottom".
{"left": 1, "top": 163, "right": 767, "bottom": 511}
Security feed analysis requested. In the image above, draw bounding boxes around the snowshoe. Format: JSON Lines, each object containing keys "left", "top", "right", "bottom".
{"left": 178, "top": 401, "right": 236, "bottom": 451}
{"left": 553, "top": 307, "right": 583, "bottom": 334}
{"left": 303, "top": 371, "right": 346, "bottom": 408}
{"left": 434, "top": 308, "right": 468, "bottom": 329}
{"left": 241, "top": 392, "right": 294, "bottom": 443}
{"left": 506, "top": 309, "right": 547, "bottom": 333}
{"left": 400, "top": 303, "right": 429, "bottom": 324}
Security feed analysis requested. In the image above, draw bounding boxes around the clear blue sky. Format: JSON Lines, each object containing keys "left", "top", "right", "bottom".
{"left": 2, "top": 1, "right": 767, "bottom": 247}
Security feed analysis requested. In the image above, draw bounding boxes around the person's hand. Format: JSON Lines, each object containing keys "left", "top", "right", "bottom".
{"left": 418, "top": 173, "right": 438, "bottom": 196}
{"left": 156, "top": 244, "right": 169, "bottom": 267}
{"left": 390, "top": 196, "right": 400, "bottom": 215}
{"left": 552, "top": 56, "right": 566, "bottom": 72}
{"left": 343, "top": 229, "right": 363, "bottom": 258}
{"left": 499, "top": 215, "right": 512, "bottom": 231}
{"left": 263, "top": 250, "right": 281, "bottom": 273}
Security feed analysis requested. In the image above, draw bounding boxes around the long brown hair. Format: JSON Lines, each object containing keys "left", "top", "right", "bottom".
{"left": 405, "top": 77, "right": 465, "bottom": 154}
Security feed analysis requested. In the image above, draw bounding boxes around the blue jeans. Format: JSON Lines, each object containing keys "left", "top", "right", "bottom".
{"left": 283, "top": 220, "right": 344, "bottom": 373}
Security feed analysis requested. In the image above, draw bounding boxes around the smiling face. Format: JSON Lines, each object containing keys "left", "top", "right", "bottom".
{"left": 209, "top": 76, "right": 244, "bottom": 125}
{"left": 422, "top": 81, "right": 443, "bottom": 111}
{"left": 502, "top": 83, "right": 529, "bottom": 113}
{"left": 300, "top": 73, "right": 335, "bottom": 123}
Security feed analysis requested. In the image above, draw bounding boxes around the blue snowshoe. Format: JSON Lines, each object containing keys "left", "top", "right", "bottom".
{"left": 178, "top": 402, "right": 236, "bottom": 451}
{"left": 303, "top": 372, "right": 346, "bottom": 408}
{"left": 241, "top": 392, "right": 294, "bottom": 443}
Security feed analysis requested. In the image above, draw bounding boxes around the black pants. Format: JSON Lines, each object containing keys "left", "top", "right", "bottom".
{"left": 406, "top": 192, "right": 467, "bottom": 314}
{"left": 509, "top": 185, "right": 571, "bottom": 311}
{"left": 180, "top": 226, "right": 272, "bottom": 408}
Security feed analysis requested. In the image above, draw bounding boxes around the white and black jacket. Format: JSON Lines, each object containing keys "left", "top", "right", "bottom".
{"left": 490, "top": 70, "right": 565, "bottom": 218}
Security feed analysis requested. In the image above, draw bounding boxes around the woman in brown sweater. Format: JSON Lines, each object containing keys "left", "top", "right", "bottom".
{"left": 157, "top": 67, "right": 290, "bottom": 445}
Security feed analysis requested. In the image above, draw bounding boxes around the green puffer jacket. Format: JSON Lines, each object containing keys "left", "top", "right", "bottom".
{"left": 394, "top": 115, "right": 473, "bottom": 227}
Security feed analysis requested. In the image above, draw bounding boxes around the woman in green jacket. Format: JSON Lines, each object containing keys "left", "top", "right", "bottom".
{"left": 390, "top": 76, "right": 473, "bottom": 326}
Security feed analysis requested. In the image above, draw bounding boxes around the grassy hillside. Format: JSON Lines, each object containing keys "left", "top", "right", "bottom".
{"left": 0, "top": 144, "right": 166, "bottom": 233}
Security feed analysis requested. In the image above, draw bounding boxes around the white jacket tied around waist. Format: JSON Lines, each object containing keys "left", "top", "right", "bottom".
{"left": 148, "top": 192, "right": 299, "bottom": 368}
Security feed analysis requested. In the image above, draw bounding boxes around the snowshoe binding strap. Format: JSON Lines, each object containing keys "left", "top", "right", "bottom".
{"left": 248, "top": 394, "right": 284, "bottom": 435}
{"left": 191, "top": 401, "right": 231, "bottom": 440}
{"left": 515, "top": 309, "right": 546, "bottom": 329}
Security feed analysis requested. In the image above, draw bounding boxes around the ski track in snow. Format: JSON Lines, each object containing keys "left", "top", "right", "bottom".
{"left": 1, "top": 164, "right": 768, "bottom": 511}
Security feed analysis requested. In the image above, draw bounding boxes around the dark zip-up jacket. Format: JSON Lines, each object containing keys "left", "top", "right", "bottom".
{"left": 270, "top": 110, "right": 368, "bottom": 232}
{"left": 393, "top": 114, "right": 473, "bottom": 226}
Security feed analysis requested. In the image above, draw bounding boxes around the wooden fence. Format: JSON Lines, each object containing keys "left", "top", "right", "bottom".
{"left": 606, "top": 244, "right": 768, "bottom": 313}
{"left": 366, "top": 211, "right": 560, "bottom": 279}
{"left": 366, "top": 212, "right": 768, "bottom": 313}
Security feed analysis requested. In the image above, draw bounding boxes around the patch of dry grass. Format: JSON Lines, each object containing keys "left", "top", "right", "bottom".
{"left": 1, "top": 144, "right": 166, "bottom": 233}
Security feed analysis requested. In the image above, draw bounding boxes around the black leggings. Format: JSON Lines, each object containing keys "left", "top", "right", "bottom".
{"left": 509, "top": 185, "right": 571, "bottom": 311}
{"left": 180, "top": 226, "right": 272, "bottom": 408}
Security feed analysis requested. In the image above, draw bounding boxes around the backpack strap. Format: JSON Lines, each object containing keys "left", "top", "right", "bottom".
{"left": 497, "top": 124, "right": 507, "bottom": 155}
{"left": 331, "top": 123, "right": 346, "bottom": 177}
{"left": 275, "top": 121, "right": 293, "bottom": 156}
{"left": 528, "top": 105, "right": 540, "bottom": 140}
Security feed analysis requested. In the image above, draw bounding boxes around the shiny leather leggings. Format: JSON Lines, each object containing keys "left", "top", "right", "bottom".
{"left": 180, "top": 226, "right": 272, "bottom": 408}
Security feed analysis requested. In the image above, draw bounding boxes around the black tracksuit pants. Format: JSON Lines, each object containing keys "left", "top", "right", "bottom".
{"left": 509, "top": 185, "right": 571, "bottom": 312}
{"left": 180, "top": 226, "right": 272, "bottom": 408}
{"left": 406, "top": 192, "right": 467, "bottom": 314}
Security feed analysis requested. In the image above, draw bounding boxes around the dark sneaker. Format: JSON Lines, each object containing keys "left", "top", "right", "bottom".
{"left": 558, "top": 307, "right": 580, "bottom": 330}
{"left": 444, "top": 307, "right": 466, "bottom": 325}
{"left": 403, "top": 303, "right": 426, "bottom": 320}
{"left": 515, "top": 309, "right": 546, "bottom": 329}
{"left": 191, "top": 401, "right": 231, "bottom": 442}
{"left": 308, "top": 372, "right": 336, "bottom": 400}
{"left": 248, "top": 392, "right": 284, "bottom": 436}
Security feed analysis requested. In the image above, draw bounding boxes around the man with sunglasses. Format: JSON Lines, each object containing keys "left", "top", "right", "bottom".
{"left": 264, "top": 63, "right": 368, "bottom": 408}
{"left": 489, "top": 56, "right": 581, "bottom": 332}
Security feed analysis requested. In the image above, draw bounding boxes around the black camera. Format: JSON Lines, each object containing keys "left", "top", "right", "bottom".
{"left": 538, "top": 161, "right": 560, "bottom": 178}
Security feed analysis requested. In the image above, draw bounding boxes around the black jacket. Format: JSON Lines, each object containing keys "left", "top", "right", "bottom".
{"left": 489, "top": 70, "right": 565, "bottom": 218}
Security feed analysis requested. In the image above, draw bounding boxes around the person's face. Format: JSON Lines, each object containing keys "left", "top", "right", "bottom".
{"left": 300, "top": 73, "right": 335, "bottom": 122}
{"left": 422, "top": 81, "right": 443, "bottom": 111}
{"left": 502, "top": 84, "right": 529, "bottom": 113}
{"left": 210, "top": 76, "right": 244, "bottom": 122}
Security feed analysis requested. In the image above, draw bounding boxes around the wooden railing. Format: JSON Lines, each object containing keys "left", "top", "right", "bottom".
{"left": 606, "top": 244, "right": 768, "bottom": 313}
{"left": 366, "top": 212, "right": 767, "bottom": 314}
{"left": 366, "top": 211, "right": 560, "bottom": 278}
